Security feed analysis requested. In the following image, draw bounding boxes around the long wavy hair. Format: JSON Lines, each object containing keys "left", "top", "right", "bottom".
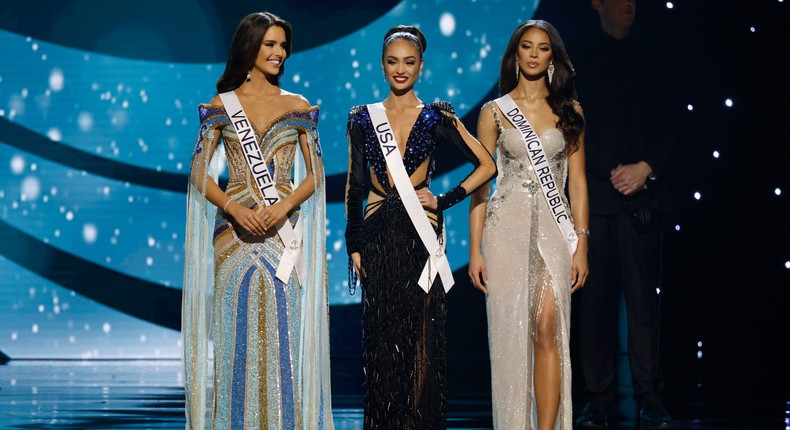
{"left": 216, "top": 12, "right": 292, "bottom": 93}
{"left": 499, "top": 20, "right": 584, "bottom": 153}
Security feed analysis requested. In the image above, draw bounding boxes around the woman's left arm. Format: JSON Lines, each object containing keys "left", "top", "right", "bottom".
{"left": 420, "top": 106, "right": 497, "bottom": 211}
{"left": 259, "top": 101, "right": 318, "bottom": 231}
{"left": 568, "top": 103, "right": 590, "bottom": 292}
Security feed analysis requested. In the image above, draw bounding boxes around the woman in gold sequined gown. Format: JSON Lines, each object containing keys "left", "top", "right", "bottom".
{"left": 182, "top": 12, "right": 333, "bottom": 429}
{"left": 468, "top": 20, "right": 589, "bottom": 430}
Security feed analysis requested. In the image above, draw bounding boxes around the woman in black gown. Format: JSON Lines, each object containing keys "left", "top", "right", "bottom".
{"left": 344, "top": 25, "right": 497, "bottom": 429}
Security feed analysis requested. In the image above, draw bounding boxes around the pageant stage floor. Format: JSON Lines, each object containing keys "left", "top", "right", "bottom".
{"left": 0, "top": 359, "right": 782, "bottom": 429}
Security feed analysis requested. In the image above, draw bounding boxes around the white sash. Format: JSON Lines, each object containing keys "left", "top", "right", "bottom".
{"left": 219, "top": 91, "right": 306, "bottom": 285}
{"left": 494, "top": 94, "right": 578, "bottom": 256}
{"left": 366, "top": 102, "right": 454, "bottom": 293}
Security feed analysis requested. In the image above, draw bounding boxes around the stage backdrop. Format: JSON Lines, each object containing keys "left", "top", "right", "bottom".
{"left": 0, "top": 0, "right": 542, "bottom": 359}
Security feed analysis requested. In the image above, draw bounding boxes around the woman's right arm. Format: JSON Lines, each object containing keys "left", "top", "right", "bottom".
{"left": 189, "top": 97, "right": 266, "bottom": 236}
{"left": 468, "top": 106, "right": 499, "bottom": 294}
{"left": 345, "top": 114, "right": 367, "bottom": 279}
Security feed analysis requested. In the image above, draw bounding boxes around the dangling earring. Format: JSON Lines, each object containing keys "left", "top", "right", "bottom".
{"left": 515, "top": 59, "right": 520, "bottom": 82}
{"left": 547, "top": 62, "right": 555, "bottom": 85}
{"left": 246, "top": 70, "right": 252, "bottom": 82}
{"left": 418, "top": 72, "right": 422, "bottom": 83}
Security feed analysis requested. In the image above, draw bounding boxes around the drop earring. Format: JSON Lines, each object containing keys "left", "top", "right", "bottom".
{"left": 419, "top": 72, "right": 422, "bottom": 83}
{"left": 547, "top": 62, "right": 555, "bottom": 84}
{"left": 246, "top": 70, "right": 252, "bottom": 82}
{"left": 515, "top": 59, "right": 520, "bottom": 82}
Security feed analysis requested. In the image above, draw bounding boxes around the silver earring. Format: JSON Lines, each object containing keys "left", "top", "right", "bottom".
{"left": 515, "top": 59, "right": 520, "bottom": 82}
{"left": 547, "top": 62, "right": 555, "bottom": 84}
{"left": 419, "top": 72, "right": 422, "bottom": 83}
{"left": 246, "top": 70, "right": 252, "bottom": 82}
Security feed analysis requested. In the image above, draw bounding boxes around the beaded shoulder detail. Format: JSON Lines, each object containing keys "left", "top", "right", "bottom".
{"left": 430, "top": 100, "right": 455, "bottom": 116}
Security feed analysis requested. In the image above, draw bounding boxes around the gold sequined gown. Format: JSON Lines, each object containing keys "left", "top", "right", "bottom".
{"left": 480, "top": 102, "right": 573, "bottom": 429}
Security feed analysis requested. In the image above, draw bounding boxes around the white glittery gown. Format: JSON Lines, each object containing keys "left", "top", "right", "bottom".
{"left": 481, "top": 102, "right": 573, "bottom": 429}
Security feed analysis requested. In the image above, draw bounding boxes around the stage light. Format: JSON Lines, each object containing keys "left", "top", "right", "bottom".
{"left": 725, "top": 98, "right": 734, "bottom": 107}
{"left": 713, "top": 150, "right": 720, "bottom": 158}
{"left": 666, "top": 2, "right": 674, "bottom": 9}
{"left": 674, "top": 224, "right": 681, "bottom": 231}
{"left": 775, "top": 187, "right": 782, "bottom": 196}
{"left": 694, "top": 192, "right": 701, "bottom": 200}
{"left": 687, "top": 104, "right": 694, "bottom": 111}
{"left": 750, "top": 27, "right": 756, "bottom": 33}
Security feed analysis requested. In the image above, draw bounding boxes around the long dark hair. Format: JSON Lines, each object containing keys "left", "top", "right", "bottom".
{"left": 216, "top": 12, "right": 293, "bottom": 93}
{"left": 381, "top": 24, "right": 427, "bottom": 59}
{"left": 499, "top": 20, "right": 584, "bottom": 152}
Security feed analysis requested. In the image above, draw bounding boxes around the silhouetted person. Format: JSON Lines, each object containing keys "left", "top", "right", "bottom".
{"left": 569, "top": 0, "right": 678, "bottom": 428}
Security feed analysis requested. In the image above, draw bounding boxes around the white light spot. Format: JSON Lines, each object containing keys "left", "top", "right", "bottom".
{"left": 77, "top": 111, "right": 93, "bottom": 132}
{"left": 666, "top": 2, "right": 674, "bottom": 9}
{"left": 146, "top": 257, "right": 154, "bottom": 266}
{"left": 724, "top": 98, "right": 733, "bottom": 107}
{"left": 713, "top": 150, "right": 720, "bottom": 158}
{"left": 11, "top": 332, "right": 17, "bottom": 340}
{"left": 48, "top": 68, "right": 65, "bottom": 92}
{"left": 750, "top": 26, "right": 756, "bottom": 33}
{"left": 697, "top": 341, "right": 703, "bottom": 347}
{"left": 439, "top": 12, "right": 456, "bottom": 36}
{"left": 140, "top": 334, "right": 147, "bottom": 343}
{"left": 83, "top": 223, "right": 98, "bottom": 243}
{"left": 65, "top": 211, "right": 74, "bottom": 221}
{"left": 785, "top": 261, "right": 790, "bottom": 269}
{"left": 693, "top": 192, "right": 702, "bottom": 200}
{"left": 11, "top": 156, "right": 25, "bottom": 174}
{"left": 147, "top": 236, "right": 156, "bottom": 247}
{"left": 21, "top": 176, "right": 41, "bottom": 200}
{"left": 69, "top": 336, "right": 76, "bottom": 344}
{"left": 32, "top": 324, "right": 39, "bottom": 334}
{"left": 38, "top": 304, "right": 45, "bottom": 312}
{"left": 333, "top": 240, "right": 343, "bottom": 252}
{"left": 697, "top": 350, "right": 703, "bottom": 359}
{"left": 47, "top": 128, "right": 62, "bottom": 142}
{"left": 687, "top": 104, "right": 694, "bottom": 111}
{"left": 775, "top": 187, "right": 782, "bottom": 196}
{"left": 102, "top": 323, "right": 111, "bottom": 333}
{"left": 656, "top": 288, "right": 661, "bottom": 295}
{"left": 352, "top": 60, "right": 359, "bottom": 68}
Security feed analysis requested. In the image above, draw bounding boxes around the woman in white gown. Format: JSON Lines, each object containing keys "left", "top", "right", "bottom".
{"left": 468, "top": 20, "right": 589, "bottom": 430}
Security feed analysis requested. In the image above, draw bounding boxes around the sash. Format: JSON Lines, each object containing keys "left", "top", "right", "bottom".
{"left": 219, "top": 91, "right": 306, "bottom": 285}
{"left": 494, "top": 94, "right": 578, "bottom": 256}
{"left": 366, "top": 102, "right": 454, "bottom": 293}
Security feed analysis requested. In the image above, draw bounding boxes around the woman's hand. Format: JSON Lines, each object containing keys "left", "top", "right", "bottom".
{"left": 351, "top": 252, "right": 366, "bottom": 278}
{"left": 226, "top": 201, "right": 267, "bottom": 236}
{"left": 570, "top": 249, "right": 589, "bottom": 293}
{"left": 258, "top": 200, "right": 293, "bottom": 232}
{"left": 468, "top": 252, "right": 489, "bottom": 294}
{"left": 416, "top": 188, "right": 438, "bottom": 210}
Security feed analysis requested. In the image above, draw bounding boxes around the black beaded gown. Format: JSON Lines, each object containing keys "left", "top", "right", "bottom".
{"left": 345, "top": 102, "right": 495, "bottom": 429}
